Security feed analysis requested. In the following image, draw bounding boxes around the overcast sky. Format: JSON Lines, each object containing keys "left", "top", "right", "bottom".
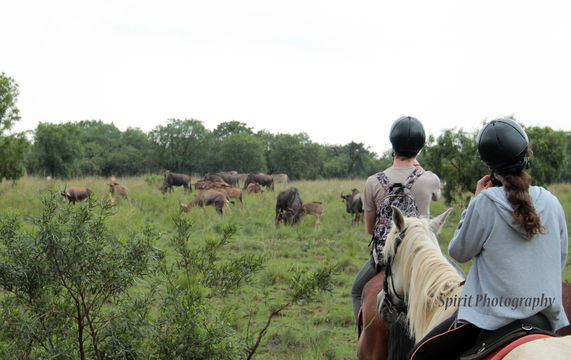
{"left": 3, "top": 0, "right": 571, "bottom": 155}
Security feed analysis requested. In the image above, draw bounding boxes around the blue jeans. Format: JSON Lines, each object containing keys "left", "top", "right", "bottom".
{"left": 351, "top": 256, "right": 380, "bottom": 320}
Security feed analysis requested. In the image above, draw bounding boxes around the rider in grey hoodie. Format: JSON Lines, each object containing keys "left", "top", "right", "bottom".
{"left": 449, "top": 185, "right": 568, "bottom": 331}
{"left": 408, "top": 119, "right": 568, "bottom": 360}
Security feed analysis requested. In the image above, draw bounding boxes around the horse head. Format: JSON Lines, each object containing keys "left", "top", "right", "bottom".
{"left": 380, "top": 206, "right": 462, "bottom": 341}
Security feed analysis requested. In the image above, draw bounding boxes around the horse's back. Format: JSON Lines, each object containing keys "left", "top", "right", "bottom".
{"left": 502, "top": 335, "right": 571, "bottom": 360}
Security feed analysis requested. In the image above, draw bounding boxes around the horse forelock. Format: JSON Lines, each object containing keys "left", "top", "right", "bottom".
{"left": 386, "top": 216, "right": 464, "bottom": 341}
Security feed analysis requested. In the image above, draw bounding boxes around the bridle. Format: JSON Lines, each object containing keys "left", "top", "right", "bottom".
{"left": 380, "top": 226, "right": 409, "bottom": 323}
{"left": 379, "top": 224, "right": 466, "bottom": 324}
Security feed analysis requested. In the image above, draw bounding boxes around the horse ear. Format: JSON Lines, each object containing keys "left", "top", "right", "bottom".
{"left": 429, "top": 208, "right": 453, "bottom": 234}
{"left": 391, "top": 206, "right": 405, "bottom": 231}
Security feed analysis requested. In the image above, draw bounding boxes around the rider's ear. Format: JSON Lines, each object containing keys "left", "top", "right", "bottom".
{"left": 391, "top": 206, "right": 405, "bottom": 231}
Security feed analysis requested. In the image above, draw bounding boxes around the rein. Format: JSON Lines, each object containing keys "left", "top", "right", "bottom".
{"left": 380, "top": 227, "right": 409, "bottom": 321}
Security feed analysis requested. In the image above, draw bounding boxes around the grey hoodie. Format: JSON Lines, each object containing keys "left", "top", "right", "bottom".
{"left": 449, "top": 186, "right": 569, "bottom": 331}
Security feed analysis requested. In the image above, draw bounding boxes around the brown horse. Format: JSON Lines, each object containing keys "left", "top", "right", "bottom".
{"left": 357, "top": 272, "right": 390, "bottom": 360}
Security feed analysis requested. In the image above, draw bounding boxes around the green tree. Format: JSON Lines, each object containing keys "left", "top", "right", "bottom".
{"left": 558, "top": 131, "right": 571, "bottom": 183}
{"left": 0, "top": 192, "right": 160, "bottom": 359}
{"left": 149, "top": 118, "right": 210, "bottom": 174}
{"left": 29, "top": 123, "right": 82, "bottom": 178}
{"left": 153, "top": 217, "right": 263, "bottom": 359}
{"left": 120, "top": 127, "right": 154, "bottom": 173}
{"left": 422, "top": 129, "right": 487, "bottom": 204}
{"left": 323, "top": 142, "right": 386, "bottom": 178}
{"left": 0, "top": 73, "right": 30, "bottom": 182}
{"left": 218, "top": 134, "right": 267, "bottom": 173}
{"left": 74, "top": 120, "right": 122, "bottom": 176}
{"left": 213, "top": 121, "right": 253, "bottom": 139}
{"left": 0, "top": 73, "right": 20, "bottom": 135}
{"left": 0, "top": 133, "right": 30, "bottom": 182}
{"left": 525, "top": 126, "right": 569, "bottom": 186}
{"left": 267, "top": 133, "right": 324, "bottom": 179}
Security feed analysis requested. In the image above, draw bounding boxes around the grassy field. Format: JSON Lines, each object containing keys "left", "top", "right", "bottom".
{"left": 1, "top": 177, "right": 570, "bottom": 359}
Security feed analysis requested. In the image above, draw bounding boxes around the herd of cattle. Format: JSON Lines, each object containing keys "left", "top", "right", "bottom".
{"left": 59, "top": 171, "right": 366, "bottom": 227}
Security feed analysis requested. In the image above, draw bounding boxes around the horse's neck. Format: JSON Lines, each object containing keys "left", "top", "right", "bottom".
{"left": 403, "top": 247, "right": 464, "bottom": 342}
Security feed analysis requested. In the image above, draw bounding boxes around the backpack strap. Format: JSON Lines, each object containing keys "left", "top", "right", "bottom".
{"left": 403, "top": 168, "right": 424, "bottom": 189}
{"left": 376, "top": 169, "right": 424, "bottom": 190}
{"left": 375, "top": 172, "right": 390, "bottom": 190}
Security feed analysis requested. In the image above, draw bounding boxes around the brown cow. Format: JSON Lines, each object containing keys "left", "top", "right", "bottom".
{"left": 301, "top": 202, "right": 324, "bottom": 228}
{"left": 108, "top": 182, "right": 130, "bottom": 202}
{"left": 217, "top": 187, "right": 243, "bottom": 207}
{"left": 179, "top": 190, "right": 229, "bottom": 215}
{"left": 194, "top": 180, "right": 231, "bottom": 191}
{"left": 61, "top": 187, "right": 93, "bottom": 203}
{"left": 246, "top": 182, "right": 264, "bottom": 194}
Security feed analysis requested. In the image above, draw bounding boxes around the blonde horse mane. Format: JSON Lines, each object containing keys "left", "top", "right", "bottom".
{"left": 384, "top": 211, "right": 464, "bottom": 342}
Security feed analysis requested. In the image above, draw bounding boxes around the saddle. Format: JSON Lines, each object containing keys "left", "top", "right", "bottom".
{"left": 408, "top": 313, "right": 556, "bottom": 360}
{"left": 459, "top": 313, "right": 556, "bottom": 360}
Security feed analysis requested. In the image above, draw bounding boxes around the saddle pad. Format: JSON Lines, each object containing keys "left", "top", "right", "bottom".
{"left": 483, "top": 334, "right": 551, "bottom": 360}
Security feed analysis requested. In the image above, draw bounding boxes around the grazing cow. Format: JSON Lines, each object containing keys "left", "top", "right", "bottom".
{"left": 271, "top": 173, "right": 288, "bottom": 185}
{"left": 341, "top": 189, "right": 364, "bottom": 224}
{"left": 246, "top": 182, "right": 264, "bottom": 194}
{"left": 217, "top": 187, "right": 243, "bottom": 207}
{"left": 61, "top": 187, "right": 92, "bottom": 203}
{"left": 217, "top": 171, "right": 240, "bottom": 187}
{"left": 244, "top": 173, "right": 274, "bottom": 191}
{"left": 179, "top": 190, "right": 230, "bottom": 216}
{"left": 160, "top": 173, "right": 192, "bottom": 194}
{"left": 194, "top": 180, "right": 231, "bottom": 191}
{"left": 301, "top": 202, "right": 324, "bottom": 228}
{"left": 275, "top": 187, "right": 303, "bottom": 225}
{"left": 203, "top": 173, "right": 225, "bottom": 183}
{"left": 108, "top": 182, "right": 130, "bottom": 202}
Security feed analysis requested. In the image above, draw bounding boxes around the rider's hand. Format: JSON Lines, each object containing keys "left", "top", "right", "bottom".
{"left": 475, "top": 175, "right": 493, "bottom": 196}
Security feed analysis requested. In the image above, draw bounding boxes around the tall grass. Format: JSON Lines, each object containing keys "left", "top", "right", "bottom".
{"left": 1, "top": 177, "right": 570, "bottom": 359}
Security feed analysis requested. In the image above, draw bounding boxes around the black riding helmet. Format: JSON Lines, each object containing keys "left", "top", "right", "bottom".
{"left": 477, "top": 118, "right": 530, "bottom": 174}
{"left": 389, "top": 116, "right": 426, "bottom": 158}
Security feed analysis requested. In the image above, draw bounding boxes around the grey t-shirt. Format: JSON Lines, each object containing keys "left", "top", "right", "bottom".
{"left": 364, "top": 166, "right": 441, "bottom": 216}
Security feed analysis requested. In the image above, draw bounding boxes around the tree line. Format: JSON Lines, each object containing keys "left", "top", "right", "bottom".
{"left": 20, "top": 118, "right": 386, "bottom": 180}
{"left": 2, "top": 73, "right": 570, "bottom": 204}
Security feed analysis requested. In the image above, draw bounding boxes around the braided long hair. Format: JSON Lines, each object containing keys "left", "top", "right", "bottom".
{"left": 501, "top": 171, "right": 544, "bottom": 239}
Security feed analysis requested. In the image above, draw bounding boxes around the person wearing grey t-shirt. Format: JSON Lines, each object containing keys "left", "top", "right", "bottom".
{"left": 351, "top": 116, "right": 441, "bottom": 323}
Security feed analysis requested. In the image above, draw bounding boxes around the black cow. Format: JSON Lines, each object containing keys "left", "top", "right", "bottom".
{"left": 244, "top": 173, "right": 274, "bottom": 191}
{"left": 275, "top": 187, "right": 303, "bottom": 225}
{"left": 160, "top": 173, "right": 192, "bottom": 194}
{"left": 341, "top": 188, "right": 364, "bottom": 224}
{"left": 217, "top": 172, "right": 240, "bottom": 187}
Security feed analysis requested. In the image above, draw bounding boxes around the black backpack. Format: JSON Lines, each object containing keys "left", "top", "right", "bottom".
{"left": 372, "top": 168, "right": 424, "bottom": 265}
